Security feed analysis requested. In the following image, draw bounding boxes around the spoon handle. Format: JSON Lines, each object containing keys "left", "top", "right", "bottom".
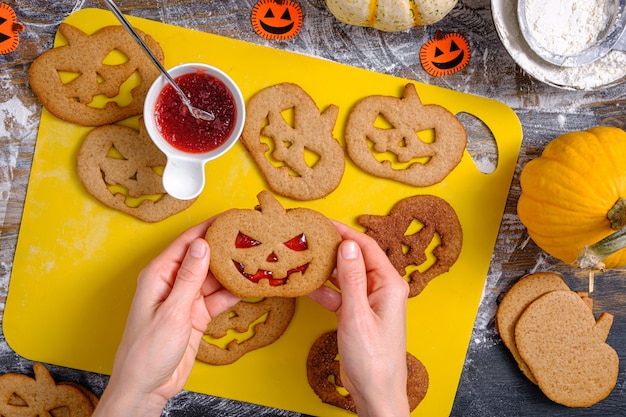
{"left": 101, "top": 0, "right": 193, "bottom": 107}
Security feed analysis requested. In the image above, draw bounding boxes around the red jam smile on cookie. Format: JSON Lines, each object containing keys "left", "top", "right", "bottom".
{"left": 233, "top": 231, "right": 309, "bottom": 286}
{"left": 155, "top": 71, "right": 236, "bottom": 153}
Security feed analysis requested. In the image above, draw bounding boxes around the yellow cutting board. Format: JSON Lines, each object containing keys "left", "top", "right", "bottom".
{"left": 5, "top": 8, "right": 522, "bottom": 417}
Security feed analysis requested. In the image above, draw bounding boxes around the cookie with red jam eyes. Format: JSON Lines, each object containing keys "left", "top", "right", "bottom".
{"left": 205, "top": 190, "right": 341, "bottom": 298}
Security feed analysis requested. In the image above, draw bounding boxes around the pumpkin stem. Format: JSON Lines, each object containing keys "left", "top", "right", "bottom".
{"left": 608, "top": 197, "right": 626, "bottom": 230}
{"left": 574, "top": 225, "right": 626, "bottom": 270}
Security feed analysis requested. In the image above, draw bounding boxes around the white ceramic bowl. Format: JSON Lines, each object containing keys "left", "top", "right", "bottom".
{"left": 144, "top": 63, "right": 245, "bottom": 200}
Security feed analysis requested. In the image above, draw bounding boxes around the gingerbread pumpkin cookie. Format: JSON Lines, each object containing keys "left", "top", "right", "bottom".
{"left": 516, "top": 291, "right": 618, "bottom": 407}
{"left": 345, "top": 83, "right": 466, "bottom": 186}
{"left": 358, "top": 194, "right": 462, "bottom": 297}
{"left": 29, "top": 23, "right": 163, "bottom": 126}
{"left": 76, "top": 119, "right": 195, "bottom": 222}
{"left": 240, "top": 83, "right": 345, "bottom": 201}
{"left": 205, "top": 190, "right": 341, "bottom": 298}
{"left": 0, "top": 364, "right": 97, "bottom": 417}
{"left": 197, "top": 297, "right": 296, "bottom": 365}
{"left": 306, "top": 330, "right": 429, "bottom": 413}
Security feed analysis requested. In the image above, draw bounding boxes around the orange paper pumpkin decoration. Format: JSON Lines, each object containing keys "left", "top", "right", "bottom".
{"left": 0, "top": 3, "right": 24, "bottom": 54}
{"left": 251, "top": 0, "right": 303, "bottom": 40}
{"left": 420, "top": 31, "right": 470, "bottom": 77}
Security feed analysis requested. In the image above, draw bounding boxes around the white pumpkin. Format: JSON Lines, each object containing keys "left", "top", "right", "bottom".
{"left": 326, "top": 0, "right": 458, "bottom": 31}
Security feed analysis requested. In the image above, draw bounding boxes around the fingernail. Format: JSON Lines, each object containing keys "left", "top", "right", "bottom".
{"left": 340, "top": 241, "right": 359, "bottom": 260}
{"left": 189, "top": 240, "right": 207, "bottom": 259}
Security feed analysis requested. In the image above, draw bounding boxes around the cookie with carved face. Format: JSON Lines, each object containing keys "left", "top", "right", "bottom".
{"left": 197, "top": 297, "right": 296, "bottom": 365}
{"left": 306, "top": 330, "right": 429, "bottom": 412}
{"left": 76, "top": 119, "right": 195, "bottom": 222}
{"left": 358, "top": 194, "right": 462, "bottom": 297}
{"left": 345, "top": 83, "right": 466, "bottom": 186}
{"left": 29, "top": 23, "right": 163, "bottom": 126}
{"left": 205, "top": 190, "right": 341, "bottom": 298}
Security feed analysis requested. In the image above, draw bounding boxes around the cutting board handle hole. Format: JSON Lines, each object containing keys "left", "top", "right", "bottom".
{"left": 457, "top": 112, "right": 498, "bottom": 174}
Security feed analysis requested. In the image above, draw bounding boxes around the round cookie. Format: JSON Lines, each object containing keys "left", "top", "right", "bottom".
{"left": 205, "top": 190, "right": 341, "bottom": 298}
{"left": 306, "top": 330, "right": 429, "bottom": 413}
{"left": 197, "top": 297, "right": 296, "bottom": 365}
{"left": 495, "top": 272, "right": 570, "bottom": 383}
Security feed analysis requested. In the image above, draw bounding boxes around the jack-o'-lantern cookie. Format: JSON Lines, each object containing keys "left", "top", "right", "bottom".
{"left": 197, "top": 297, "right": 296, "bottom": 365}
{"left": 29, "top": 23, "right": 163, "bottom": 126}
{"left": 241, "top": 83, "right": 345, "bottom": 201}
{"left": 0, "top": 364, "right": 97, "bottom": 417}
{"left": 76, "top": 119, "right": 195, "bottom": 222}
{"left": 306, "top": 330, "right": 429, "bottom": 413}
{"left": 345, "top": 83, "right": 466, "bottom": 186}
{"left": 205, "top": 190, "right": 341, "bottom": 297}
{"left": 358, "top": 194, "right": 462, "bottom": 297}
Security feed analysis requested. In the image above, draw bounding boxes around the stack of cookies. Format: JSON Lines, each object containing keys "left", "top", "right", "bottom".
{"left": 496, "top": 272, "right": 619, "bottom": 407}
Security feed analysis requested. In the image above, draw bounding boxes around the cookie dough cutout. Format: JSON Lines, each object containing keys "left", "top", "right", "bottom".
{"left": 306, "top": 330, "right": 428, "bottom": 413}
{"left": 515, "top": 290, "right": 618, "bottom": 408}
{"left": 29, "top": 23, "right": 164, "bottom": 126}
{"left": 76, "top": 120, "right": 195, "bottom": 222}
{"left": 205, "top": 190, "right": 341, "bottom": 298}
{"left": 345, "top": 83, "right": 466, "bottom": 186}
{"left": 358, "top": 194, "right": 462, "bottom": 297}
{"left": 241, "top": 83, "right": 345, "bottom": 201}
{"left": 197, "top": 297, "right": 296, "bottom": 365}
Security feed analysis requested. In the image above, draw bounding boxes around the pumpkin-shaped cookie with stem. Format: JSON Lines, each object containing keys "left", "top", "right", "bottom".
{"left": 241, "top": 83, "right": 345, "bottom": 201}
{"left": 29, "top": 23, "right": 163, "bottom": 126}
{"left": 345, "top": 83, "right": 466, "bottom": 187}
{"left": 197, "top": 297, "right": 296, "bottom": 365}
{"left": 205, "top": 191, "right": 341, "bottom": 297}
{"left": 358, "top": 194, "right": 462, "bottom": 297}
{"left": 0, "top": 364, "right": 96, "bottom": 417}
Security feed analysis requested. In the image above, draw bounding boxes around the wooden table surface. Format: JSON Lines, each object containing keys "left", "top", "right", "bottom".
{"left": 2, "top": 0, "right": 625, "bottom": 416}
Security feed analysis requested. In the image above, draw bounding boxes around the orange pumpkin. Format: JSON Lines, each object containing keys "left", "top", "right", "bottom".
{"left": 518, "top": 126, "right": 626, "bottom": 270}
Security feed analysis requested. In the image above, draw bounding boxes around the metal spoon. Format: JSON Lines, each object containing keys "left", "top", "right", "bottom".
{"left": 517, "top": 0, "right": 626, "bottom": 67}
{"left": 102, "top": 0, "right": 215, "bottom": 121}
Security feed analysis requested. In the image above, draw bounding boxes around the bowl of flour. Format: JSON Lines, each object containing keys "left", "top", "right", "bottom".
{"left": 518, "top": 0, "right": 625, "bottom": 67}
{"left": 492, "top": 0, "right": 626, "bottom": 90}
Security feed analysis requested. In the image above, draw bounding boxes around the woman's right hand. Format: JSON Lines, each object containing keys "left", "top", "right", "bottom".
{"left": 308, "top": 221, "right": 410, "bottom": 417}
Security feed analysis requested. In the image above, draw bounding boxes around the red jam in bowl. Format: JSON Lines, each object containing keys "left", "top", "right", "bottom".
{"left": 155, "top": 71, "right": 237, "bottom": 154}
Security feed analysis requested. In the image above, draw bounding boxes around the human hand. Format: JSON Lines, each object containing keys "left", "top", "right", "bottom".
{"left": 93, "top": 218, "right": 240, "bottom": 417}
{"left": 308, "top": 221, "right": 411, "bottom": 417}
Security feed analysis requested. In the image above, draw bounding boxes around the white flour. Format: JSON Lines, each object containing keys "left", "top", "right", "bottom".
{"left": 524, "top": 0, "right": 613, "bottom": 55}
{"left": 491, "top": 0, "right": 626, "bottom": 90}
